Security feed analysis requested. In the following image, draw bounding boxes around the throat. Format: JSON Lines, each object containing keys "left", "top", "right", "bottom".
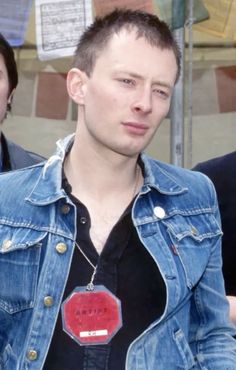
{"left": 85, "top": 170, "right": 141, "bottom": 254}
{"left": 87, "top": 192, "right": 135, "bottom": 254}
{"left": 65, "top": 154, "right": 143, "bottom": 253}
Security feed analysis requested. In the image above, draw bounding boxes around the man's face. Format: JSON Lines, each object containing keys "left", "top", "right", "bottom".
{"left": 76, "top": 29, "right": 178, "bottom": 158}
{"left": 0, "top": 54, "right": 10, "bottom": 124}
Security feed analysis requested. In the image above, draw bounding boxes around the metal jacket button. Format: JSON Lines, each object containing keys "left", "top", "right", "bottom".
{"left": 55, "top": 242, "right": 67, "bottom": 254}
{"left": 191, "top": 226, "right": 198, "bottom": 236}
{"left": 27, "top": 349, "right": 38, "bottom": 361}
{"left": 2, "top": 239, "right": 12, "bottom": 250}
{"left": 61, "top": 204, "right": 70, "bottom": 214}
{"left": 44, "top": 296, "right": 53, "bottom": 307}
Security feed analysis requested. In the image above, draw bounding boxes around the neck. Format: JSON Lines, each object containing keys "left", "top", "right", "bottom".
{"left": 64, "top": 139, "right": 142, "bottom": 202}
{"left": 64, "top": 135, "right": 143, "bottom": 255}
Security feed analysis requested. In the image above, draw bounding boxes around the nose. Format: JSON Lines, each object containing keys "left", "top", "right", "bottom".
{"left": 132, "top": 88, "right": 152, "bottom": 114}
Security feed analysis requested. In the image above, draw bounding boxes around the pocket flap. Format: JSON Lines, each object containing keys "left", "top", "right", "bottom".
{"left": 0, "top": 225, "right": 47, "bottom": 253}
{"left": 162, "top": 212, "right": 222, "bottom": 242}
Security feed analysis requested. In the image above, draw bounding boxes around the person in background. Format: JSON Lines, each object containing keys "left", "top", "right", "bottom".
{"left": 0, "top": 9, "right": 236, "bottom": 370}
{"left": 193, "top": 152, "right": 236, "bottom": 325}
{"left": 0, "top": 33, "right": 44, "bottom": 171}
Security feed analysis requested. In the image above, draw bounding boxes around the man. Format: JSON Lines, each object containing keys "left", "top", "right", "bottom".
{"left": 0, "top": 33, "right": 44, "bottom": 171}
{"left": 194, "top": 152, "right": 236, "bottom": 324}
{"left": 0, "top": 9, "right": 235, "bottom": 370}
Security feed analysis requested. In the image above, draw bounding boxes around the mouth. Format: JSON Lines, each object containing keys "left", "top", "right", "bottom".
{"left": 122, "top": 121, "right": 149, "bottom": 135}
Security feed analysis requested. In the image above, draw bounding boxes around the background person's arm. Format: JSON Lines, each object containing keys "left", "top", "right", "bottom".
{"left": 191, "top": 176, "right": 236, "bottom": 368}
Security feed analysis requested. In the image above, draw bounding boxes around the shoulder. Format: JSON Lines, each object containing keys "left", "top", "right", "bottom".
{"left": 5, "top": 137, "right": 45, "bottom": 170}
{"left": 143, "top": 154, "right": 216, "bottom": 205}
{"left": 146, "top": 155, "right": 210, "bottom": 186}
{"left": 192, "top": 151, "right": 236, "bottom": 191}
{"left": 0, "top": 164, "right": 46, "bottom": 227}
{"left": 0, "top": 163, "right": 43, "bottom": 198}
{"left": 25, "top": 150, "right": 45, "bottom": 164}
{"left": 193, "top": 151, "right": 236, "bottom": 175}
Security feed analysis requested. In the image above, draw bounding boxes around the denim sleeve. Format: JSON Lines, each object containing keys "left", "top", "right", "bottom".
{"left": 191, "top": 175, "right": 236, "bottom": 368}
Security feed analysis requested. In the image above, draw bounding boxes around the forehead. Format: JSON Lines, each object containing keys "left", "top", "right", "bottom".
{"left": 93, "top": 29, "right": 178, "bottom": 84}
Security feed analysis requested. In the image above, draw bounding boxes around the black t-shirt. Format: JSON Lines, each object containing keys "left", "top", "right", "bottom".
{"left": 43, "top": 178, "right": 166, "bottom": 370}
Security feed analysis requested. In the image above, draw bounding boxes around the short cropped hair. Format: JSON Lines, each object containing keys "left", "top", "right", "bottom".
{"left": 0, "top": 33, "right": 18, "bottom": 97}
{"left": 73, "top": 8, "right": 181, "bottom": 83}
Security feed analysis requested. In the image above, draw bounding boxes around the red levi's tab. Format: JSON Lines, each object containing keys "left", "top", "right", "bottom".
{"left": 61, "top": 285, "right": 123, "bottom": 345}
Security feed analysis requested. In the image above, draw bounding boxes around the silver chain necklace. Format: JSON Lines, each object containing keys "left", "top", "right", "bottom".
{"left": 75, "top": 241, "right": 97, "bottom": 291}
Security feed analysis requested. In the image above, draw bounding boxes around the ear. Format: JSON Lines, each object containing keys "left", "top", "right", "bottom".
{"left": 6, "top": 88, "right": 16, "bottom": 112}
{"left": 7, "top": 88, "right": 16, "bottom": 104}
{"left": 67, "top": 68, "right": 88, "bottom": 105}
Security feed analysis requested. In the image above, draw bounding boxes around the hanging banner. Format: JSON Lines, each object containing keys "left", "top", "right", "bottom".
{"left": 93, "top": 0, "right": 208, "bottom": 30}
{"left": 0, "top": 0, "right": 33, "bottom": 47}
{"left": 35, "top": 0, "right": 92, "bottom": 61}
{"left": 194, "top": 0, "right": 235, "bottom": 37}
{"left": 153, "top": 0, "right": 209, "bottom": 30}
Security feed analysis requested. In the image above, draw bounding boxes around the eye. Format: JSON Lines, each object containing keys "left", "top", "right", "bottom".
{"left": 153, "top": 88, "right": 169, "bottom": 99}
{"left": 120, "top": 78, "right": 136, "bottom": 86}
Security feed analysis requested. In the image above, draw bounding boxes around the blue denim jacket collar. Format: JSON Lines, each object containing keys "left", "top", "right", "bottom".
{"left": 26, "top": 134, "right": 188, "bottom": 206}
{"left": 26, "top": 135, "right": 74, "bottom": 205}
{"left": 141, "top": 155, "right": 188, "bottom": 195}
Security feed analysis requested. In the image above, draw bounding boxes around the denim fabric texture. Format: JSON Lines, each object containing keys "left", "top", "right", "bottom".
{"left": 0, "top": 134, "right": 236, "bottom": 370}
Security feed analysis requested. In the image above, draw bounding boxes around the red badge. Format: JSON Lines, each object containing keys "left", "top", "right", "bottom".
{"left": 61, "top": 285, "right": 122, "bottom": 345}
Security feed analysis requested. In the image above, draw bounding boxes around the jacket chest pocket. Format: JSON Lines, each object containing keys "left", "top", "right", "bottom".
{"left": 0, "top": 226, "right": 46, "bottom": 314}
{"left": 162, "top": 212, "right": 222, "bottom": 289}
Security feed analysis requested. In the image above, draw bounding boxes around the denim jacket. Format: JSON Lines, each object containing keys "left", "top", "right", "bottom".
{"left": 0, "top": 134, "right": 236, "bottom": 370}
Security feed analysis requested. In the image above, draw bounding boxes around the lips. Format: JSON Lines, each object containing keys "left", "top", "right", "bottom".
{"left": 122, "top": 121, "right": 149, "bottom": 135}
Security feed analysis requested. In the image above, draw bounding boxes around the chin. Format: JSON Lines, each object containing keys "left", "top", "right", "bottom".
{"left": 114, "top": 147, "right": 142, "bottom": 158}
